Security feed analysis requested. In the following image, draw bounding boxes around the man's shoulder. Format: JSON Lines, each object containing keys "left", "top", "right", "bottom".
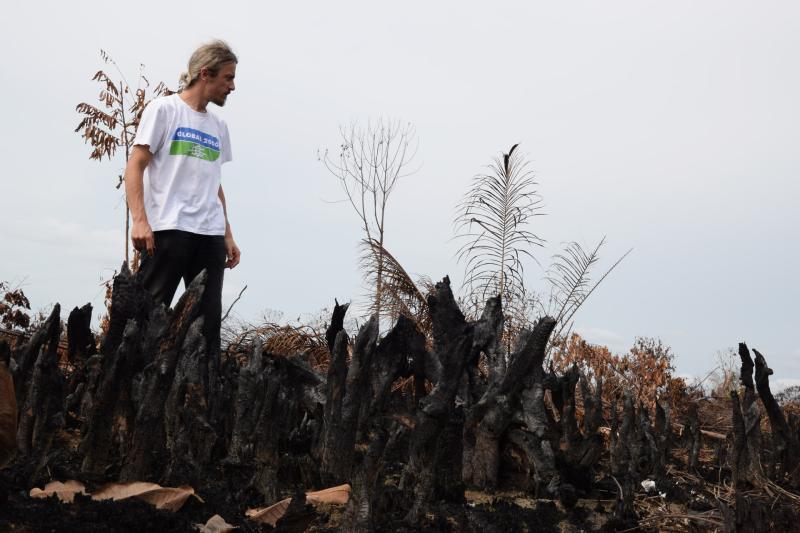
{"left": 144, "top": 93, "right": 179, "bottom": 114}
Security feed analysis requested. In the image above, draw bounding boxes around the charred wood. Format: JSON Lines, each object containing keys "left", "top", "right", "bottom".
{"left": 12, "top": 304, "right": 61, "bottom": 407}
{"left": 466, "top": 314, "right": 565, "bottom": 489}
{"left": 342, "top": 425, "right": 390, "bottom": 533}
{"left": 100, "top": 263, "right": 152, "bottom": 356}
{"left": 653, "top": 401, "right": 672, "bottom": 478}
{"left": 731, "top": 389, "right": 764, "bottom": 488}
{"left": 119, "top": 270, "right": 206, "bottom": 481}
{"left": 79, "top": 318, "right": 141, "bottom": 476}
{"left": 248, "top": 355, "right": 289, "bottom": 502}
{"left": 225, "top": 340, "right": 266, "bottom": 464}
{"left": 319, "top": 327, "right": 350, "bottom": 483}
{"left": 66, "top": 303, "right": 95, "bottom": 365}
{"left": 753, "top": 348, "right": 800, "bottom": 487}
{"left": 610, "top": 393, "right": 638, "bottom": 526}
{"left": 325, "top": 299, "right": 349, "bottom": 353}
{"left": 580, "top": 373, "right": 603, "bottom": 435}
{"left": 15, "top": 305, "right": 65, "bottom": 482}
{"left": 323, "top": 315, "right": 379, "bottom": 482}
{"left": 516, "top": 337, "right": 561, "bottom": 498}
{"left": 402, "top": 278, "right": 500, "bottom": 523}
{"left": 163, "top": 317, "right": 218, "bottom": 485}
{"left": 686, "top": 402, "right": 701, "bottom": 469}
{"left": 732, "top": 342, "right": 764, "bottom": 488}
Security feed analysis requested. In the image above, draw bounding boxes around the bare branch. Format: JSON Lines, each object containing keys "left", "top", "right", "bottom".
{"left": 320, "top": 119, "right": 418, "bottom": 321}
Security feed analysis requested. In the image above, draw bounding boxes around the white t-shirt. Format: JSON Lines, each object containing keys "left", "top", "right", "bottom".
{"left": 133, "top": 94, "right": 232, "bottom": 236}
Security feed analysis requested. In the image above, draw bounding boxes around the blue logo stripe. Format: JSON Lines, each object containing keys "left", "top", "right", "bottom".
{"left": 171, "top": 127, "right": 220, "bottom": 151}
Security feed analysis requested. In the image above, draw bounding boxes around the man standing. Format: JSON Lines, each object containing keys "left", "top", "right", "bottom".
{"left": 124, "top": 40, "right": 241, "bottom": 360}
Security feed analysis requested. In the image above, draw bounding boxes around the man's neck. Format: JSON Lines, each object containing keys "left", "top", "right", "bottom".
{"left": 179, "top": 87, "right": 209, "bottom": 113}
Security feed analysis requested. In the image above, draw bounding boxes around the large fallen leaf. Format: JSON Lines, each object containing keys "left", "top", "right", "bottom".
{"left": 246, "top": 496, "right": 291, "bottom": 526}
{"left": 306, "top": 484, "right": 351, "bottom": 506}
{"left": 0, "top": 359, "right": 17, "bottom": 468}
{"left": 195, "top": 514, "right": 237, "bottom": 533}
{"left": 30, "top": 480, "right": 87, "bottom": 503}
{"left": 91, "top": 481, "right": 203, "bottom": 512}
{"left": 246, "top": 484, "right": 351, "bottom": 526}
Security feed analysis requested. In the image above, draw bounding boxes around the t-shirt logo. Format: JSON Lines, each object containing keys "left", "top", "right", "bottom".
{"left": 169, "top": 127, "right": 221, "bottom": 161}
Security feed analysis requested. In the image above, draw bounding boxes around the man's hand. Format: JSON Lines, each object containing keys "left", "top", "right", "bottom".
{"left": 125, "top": 145, "right": 154, "bottom": 255}
{"left": 131, "top": 219, "right": 155, "bottom": 255}
{"left": 225, "top": 234, "right": 241, "bottom": 269}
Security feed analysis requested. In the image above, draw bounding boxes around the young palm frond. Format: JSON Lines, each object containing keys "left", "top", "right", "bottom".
{"left": 544, "top": 238, "right": 632, "bottom": 356}
{"left": 360, "top": 238, "right": 433, "bottom": 335}
{"left": 455, "top": 144, "right": 544, "bottom": 325}
{"left": 547, "top": 239, "right": 605, "bottom": 325}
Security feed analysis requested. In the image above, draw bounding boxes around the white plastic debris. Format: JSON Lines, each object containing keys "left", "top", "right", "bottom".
{"left": 641, "top": 479, "right": 657, "bottom": 492}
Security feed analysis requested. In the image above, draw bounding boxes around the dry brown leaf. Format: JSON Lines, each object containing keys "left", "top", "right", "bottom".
{"left": 0, "top": 360, "right": 17, "bottom": 468}
{"left": 245, "top": 497, "right": 290, "bottom": 526}
{"left": 91, "top": 481, "right": 203, "bottom": 512}
{"left": 29, "top": 480, "right": 87, "bottom": 503}
{"left": 246, "top": 484, "right": 351, "bottom": 526}
{"left": 195, "top": 514, "right": 237, "bottom": 532}
{"left": 306, "top": 484, "right": 351, "bottom": 505}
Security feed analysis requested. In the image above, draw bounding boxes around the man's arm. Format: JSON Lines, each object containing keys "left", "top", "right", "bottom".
{"left": 125, "top": 145, "right": 155, "bottom": 255}
{"left": 218, "top": 185, "right": 241, "bottom": 269}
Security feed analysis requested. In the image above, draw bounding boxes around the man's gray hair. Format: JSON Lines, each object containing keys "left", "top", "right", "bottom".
{"left": 179, "top": 40, "right": 238, "bottom": 90}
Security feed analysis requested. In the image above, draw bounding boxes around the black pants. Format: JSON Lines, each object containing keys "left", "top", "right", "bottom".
{"left": 138, "top": 230, "right": 226, "bottom": 358}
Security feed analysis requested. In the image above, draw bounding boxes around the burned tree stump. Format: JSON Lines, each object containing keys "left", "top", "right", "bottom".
{"left": 731, "top": 342, "right": 764, "bottom": 488}
{"left": 580, "top": 373, "right": 604, "bottom": 435}
{"left": 119, "top": 271, "right": 206, "bottom": 481}
{"left": 14, "top": 304, "right": 65, "bottom": 482}
{"left": 79, "top": 318, "right": 143, "bottom": 476}
{"left": 163, "top": 317, "right": 218, "bottom": 485}
{"left": 343, "top": 316, "right": 427, "bottom": 530}
{"left": 401, "top": 278, "right": 502, "bottom": 523}
{"left": 100, "top": 262, "right": 152, "bottom": 356}
{"left": 66, "top": 303, "right": 95, "bottom": 365}
{"left": 653, "top": 401, "right": 672, "bottom": 478}
{"left": 334, "top": 316, "right": 379, "bottom": 479}
{"left": 560, "top": 372, "right": 605, "bottom": 502}
{"left": 319, "top": 327, "right": 351, "bottom": 483}
{"left": 463, "top": 315, "right": 558, "bottom": 490}
{"left": 64, "top": 304, "right": 96, "bottom": 415}
{"left": 752, "top": 348, "right": 800, "bottom": 487}
{"left": 12, "top": 304, "right": 61, "bottom": 408}
{"left": 225, "top": 340, "right": 267, "bottom": 465}
{"left": 686, "top": 402, "right": 701, "bottom": 469}
{"left": 325, "top": 299, "right": 349, "bottom": 352}
{"left": 500, "top": 325, "right": 603, "bottom": 506}
{"left": 318, "top": 316, "right": 379, "bottom": 483}
{"left": 610, "top": 393, "right": 639, "bottom": 526}
{"left": 248, "top": 355, "right": 290, "bottom": 503}
{"left": 341, "top": 425, "right": 391, "bottom": 533}
{"left": 320, "top": 305, "right": 427, "bottom": 530}
{"left": 516, "top": 348, "right": 560, "bottom": 498}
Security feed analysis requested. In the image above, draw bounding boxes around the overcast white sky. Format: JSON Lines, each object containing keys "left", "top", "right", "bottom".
{"left": 1, "top": 1, "right": 798, "bottom": 386}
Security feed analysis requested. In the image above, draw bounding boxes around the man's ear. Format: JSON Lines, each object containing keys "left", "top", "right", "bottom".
{"left": 199, "top": 66, "right": 210, "bottom": 81}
